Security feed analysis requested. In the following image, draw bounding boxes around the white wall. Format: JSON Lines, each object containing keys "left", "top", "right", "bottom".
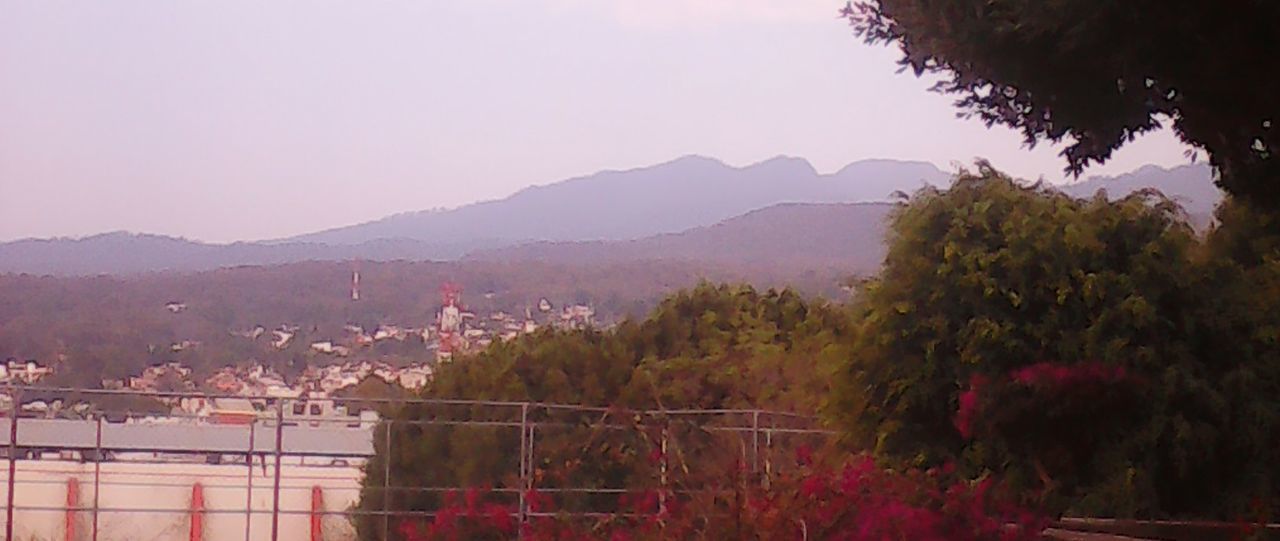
{"left": 0, "top": 460, "right": 361, "bottom": 541}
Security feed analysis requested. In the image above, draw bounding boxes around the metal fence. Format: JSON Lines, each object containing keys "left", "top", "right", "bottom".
{"left": 0, "top": 386, "right": 833, "bottom": 541}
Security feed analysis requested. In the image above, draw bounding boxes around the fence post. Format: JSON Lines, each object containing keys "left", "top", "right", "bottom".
{"left": 93, "top": 415, "right": 102, "bottom": 541}
{"left": 518, "top": 403, "right": 529, "bottom": 539}
{"left": 190, "top": 482, "right": 204, "bottom": 541}
{"left": 764, "top": 414, "right": 774, "bottom": 489}
{"left": 659, "top": 421, "right": 669, "bottom": 516}
{"left": 270, "top": 400, "right": 284, "bottom": 541}
{"left": 65, "top": 477, "right": 78, "bottom": 541}
{"left": 526, "top": 423, "right": 536, "bottom": 495}
{"left": 310, "top": 485, "right": 323, "bottom": 541}
{"left": 6, "top": 386, "right": 19, "bottom": 541}
{"left": 245, "top": 418, "right": 255, "bottom": 541}
{"left": 751, "top": 410, "right": 760, "bottom": 477}
{"left": 526, "top": 420, "right": 537, "bottom": 529}
{"left": 382, "top": 419, "right": 391, "bottom": 541}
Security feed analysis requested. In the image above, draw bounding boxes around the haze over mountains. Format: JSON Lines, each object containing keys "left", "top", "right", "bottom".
{"left": 286, "top": 155, "right": 949, "bottom": 245}
{"left": 467, "top": 202, "right": 896, "bottom": 276}
{"left": 0, "top": 156, "right": 1216, "bottom": 276}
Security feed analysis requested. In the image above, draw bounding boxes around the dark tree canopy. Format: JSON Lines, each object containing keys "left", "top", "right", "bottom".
{"left": 845, "top": 1, "right": 1280, "bottom": 205}
{"left": 829, "top": 165, "right": 1280, "bottom": 517}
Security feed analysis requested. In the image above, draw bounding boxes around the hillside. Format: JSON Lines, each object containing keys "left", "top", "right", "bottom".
{"left": 469, "top": 202, "right": 893, "bottom": 274}
{"left": 1061, "top": 163, "right": 1218, "bottom": 214}
{"left": 0, "top": 233, "right": 517, "bottom": 276}
{"left": 285, "top": 156, "right": 949, "bottom": 245}
{"left": 0, "top": 259, "right": 855, "bottom": 386}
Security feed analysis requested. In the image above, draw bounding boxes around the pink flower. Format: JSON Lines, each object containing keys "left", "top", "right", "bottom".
{"left": 795, "top": 444, "right": 814, "bottom": 466}
{"left": 801, "top": 474, "right": 826, "bottom": 498}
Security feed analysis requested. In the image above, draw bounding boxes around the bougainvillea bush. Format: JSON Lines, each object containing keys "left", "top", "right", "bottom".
{"left": 954, "top": 361, "right": 1144, "bottom": 509}
{"left": 396, "top": 452, "right": 1047, "bottom": 541}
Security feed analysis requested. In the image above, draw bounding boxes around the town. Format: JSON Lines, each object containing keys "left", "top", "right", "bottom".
{"left": 0, "top": 281, "right": 597, "bottom": 423}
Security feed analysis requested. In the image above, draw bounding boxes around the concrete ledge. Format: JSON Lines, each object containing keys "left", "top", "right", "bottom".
{"left": 1053, "top": 518, "right": 1280, "bottom": 541}
{"left": 1043, "top": 528, "right": 1155, "bottom": 541}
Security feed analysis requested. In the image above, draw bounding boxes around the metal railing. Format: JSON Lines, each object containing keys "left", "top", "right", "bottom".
{"left": 0, "top": 386, "right": 833, "bottom": 541}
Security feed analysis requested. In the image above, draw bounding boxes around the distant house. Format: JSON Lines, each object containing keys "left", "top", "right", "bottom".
{"left": 206, "top": 371, "right": 243, "bottom": 394}
{"left": 21, "top": 401, "right": 49, "bottom": 415}
{"left": 311, "top": 341, "right": 334, "bottom": 354}
{"left": 232, "top": 326, "right": 265, "bottom": 340}
{"left": 165, "top": 301, "right": 187, "bottom": 313}
{"left": 1, "top": 360, "right": 53, "bottom": 384}
{"left": 398, "top": 366, "right": 431, "bottom": 390}
{"left": 272, "top": 330, "right": 294, "bottom": 349}
{"left": 209, "top": 398, "right": 262, "bottom": 425}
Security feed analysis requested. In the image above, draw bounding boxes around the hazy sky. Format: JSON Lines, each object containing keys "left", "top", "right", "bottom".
{"left": 0, "top": 0, "right": 1195, "bottom": 243}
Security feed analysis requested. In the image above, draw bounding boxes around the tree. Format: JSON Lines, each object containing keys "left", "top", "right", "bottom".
{"left": 843, "top": 1, "right": 1280, "bottom": 206}
{"left": 829, "top": 164, "right": 1238, "bottom": 516}
{"left": 356, "top": 283, "right": 852, "bottom": 539}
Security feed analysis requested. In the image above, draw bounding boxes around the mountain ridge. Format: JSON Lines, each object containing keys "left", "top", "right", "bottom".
{"left": 283, "top": 155, "right": 950, "bottom": 246}
{"left": 0, "top": 158, "right": 1216, "bottom": 276}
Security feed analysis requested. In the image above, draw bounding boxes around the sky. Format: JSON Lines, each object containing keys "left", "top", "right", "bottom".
{"left": 0, "top": 0, "right": 1195, "bottom": 243}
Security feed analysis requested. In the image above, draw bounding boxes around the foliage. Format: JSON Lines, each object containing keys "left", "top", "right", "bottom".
{"left": 418, "top": 282, "right": 853, "bottom": 413}
{"left": 843, "top": 0, "right": 1280, "bottom": 206}
{"left": 744, "top": 455, "right": 1045, "bottom": 541}
{"left": 363, "top": 174, "right": 1280, "bottom": 527}
{"left": 953, "top": 362, "right": 1144, "bottom": 507}
{"left": 831, "top": 164, "right": 1280, "bottom": 518}
{"left": 357, "top": 283, "right": 854, "bottom": 539}
{"left": 393, "top": 454, "right": 1046, "bottom": 541}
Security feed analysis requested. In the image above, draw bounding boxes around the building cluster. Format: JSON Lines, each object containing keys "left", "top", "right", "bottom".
{"left": 0, "top": 359, "right": 54, "bottom": 385}
{"left": 114, "top": 359, "right": 433, "bottom": 398}
{"left": 271, "top": 287, "right": 597, "bottom": 363}
{"left": 3, "top": 284, "right": 599, "bottom": 424}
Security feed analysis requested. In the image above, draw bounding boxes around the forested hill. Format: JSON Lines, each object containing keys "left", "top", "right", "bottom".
{"left": 0, "top": 258, "right": 856, "bottom": 386}
{"left": 0, "top": 233, "right": 505, "bottom": 276}
{"left": 467, "top": 202, "right": 893, "bottom": 271}
{"left": 0, "top": 202, "right": 893, "bottom": 277}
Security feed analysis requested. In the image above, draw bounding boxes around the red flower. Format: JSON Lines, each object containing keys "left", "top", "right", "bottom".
{"left": 795, "top": 444, "right": 814, "bottom": 466}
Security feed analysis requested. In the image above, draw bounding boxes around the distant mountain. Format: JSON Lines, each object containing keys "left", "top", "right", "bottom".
{"left": 285, "top": 155, "right": 950, "bottom": 245}
{"left": 0, "top": 157, "right": 1219, "bottom": 276}
{"left": 0, "top": 232, "right": 510, "bottom": 276}
{"left": 469, "top": 202, "right": 894, "bottom": 276}
{"left": 1060, "top": 163, "right": 1219, "bottom": 214}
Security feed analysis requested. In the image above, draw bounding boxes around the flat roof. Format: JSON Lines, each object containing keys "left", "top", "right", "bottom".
{"left": 0, "top": 419, "right": 374, "bottom": 457}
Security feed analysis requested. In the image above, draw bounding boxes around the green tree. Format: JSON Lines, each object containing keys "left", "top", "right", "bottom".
{"left": 1191, "top": 197, "right": 1280, "bottom": 516}
{"left": 844, "top": 1, "right": 1280, "bottom": 206}
{"left": 829, "top": 164, "right": 1236, "bottom": 516}
{"left": 357, "top": 283, "right": 850, "bottom": 539}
